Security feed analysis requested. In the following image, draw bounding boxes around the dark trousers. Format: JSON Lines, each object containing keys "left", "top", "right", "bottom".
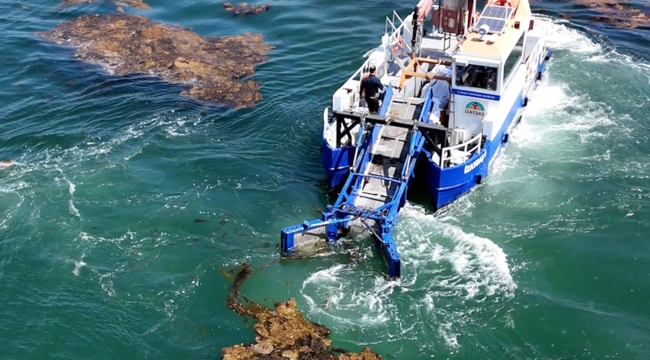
{"left": 365, "top": 95, "right": 380, "bottom": 114}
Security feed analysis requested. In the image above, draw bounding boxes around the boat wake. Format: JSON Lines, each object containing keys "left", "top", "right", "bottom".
{"left": 299, "top": 203, "right": 516, "bottom": 351}
{"left": 397, "top": 204, "right": 516, "bottom": 299}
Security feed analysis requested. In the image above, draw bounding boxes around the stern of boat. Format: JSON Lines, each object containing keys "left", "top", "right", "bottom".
{"left": 422, "top": 131, "right": 489, "bottom": 209}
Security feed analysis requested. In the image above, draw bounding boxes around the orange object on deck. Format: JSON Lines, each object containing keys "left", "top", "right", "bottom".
{"left": 491, "top": 0, "right": 513, "bottom": 7}
{"left": 398, "top": 57, "right": 453, "bottom": 89}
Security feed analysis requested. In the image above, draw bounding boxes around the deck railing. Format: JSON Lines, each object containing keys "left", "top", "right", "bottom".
{"left": 339, "top": 12, "right": 410, "bottom": 86}
{"left": 323, "top": 108, "right": 336, "bottom": 148}
{"left": 440, "top": 132, "right": 482, "bottom": 168}
{"left": 385, "top": 11, "right": 411, "bottom": 67}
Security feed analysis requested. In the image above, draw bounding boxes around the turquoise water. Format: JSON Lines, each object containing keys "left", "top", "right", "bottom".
{"left": 2, "top": 0, "right": 650, "bottom": 358}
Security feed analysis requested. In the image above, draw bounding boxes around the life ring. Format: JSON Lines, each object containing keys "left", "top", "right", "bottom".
{"left": 392, "top": 37, "right": 404, "bottom": 57}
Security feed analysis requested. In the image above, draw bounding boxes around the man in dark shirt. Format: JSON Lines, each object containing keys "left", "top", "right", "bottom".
{"left": 360, "top": 65, "right": 384, "bottom": 114}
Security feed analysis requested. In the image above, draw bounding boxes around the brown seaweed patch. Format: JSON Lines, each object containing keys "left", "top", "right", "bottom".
{"left": 222, "top": 2, "right": 271, "bottom": 15}
{"left": 592, "top": 11, "right": 650, "bottom": 29}
{"left": 60, "top": 0, "right": 151, "bottom": 9}
{"left": 574, "top": 0, "right": 650, "bottom": 29}
{"left": 222, "top": 263, "right": 383, "bottom": 360}
{"left": 574, "top": 0, "right": 618, "bottom": 6}
{"left": 37, "top": 14, "right": 273, "bottom": 107}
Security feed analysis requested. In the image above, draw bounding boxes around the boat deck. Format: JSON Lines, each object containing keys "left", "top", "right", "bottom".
{"left": 385, "top": 32, "right": 457, "bottom": 88}
{"left": 354, "top": 125, "right": 409, "bottom": 210}
{"left": 356, "top": 96, "right": 422, "bottom": 209}
{"left": 420, "top": 32, "right": 459, "bottom": 59}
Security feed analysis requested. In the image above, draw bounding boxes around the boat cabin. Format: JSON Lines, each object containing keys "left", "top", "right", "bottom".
{"left": 449, "top": 0, "right": 531, "bottom": 144}
{"left": 328, "top": 0, "right": 547, "bottom": 163}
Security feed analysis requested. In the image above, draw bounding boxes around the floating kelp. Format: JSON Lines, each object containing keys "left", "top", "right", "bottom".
{"left": 222, "top": 2, "right": 271, "bottom": 15}
{"left": 574, "top": 0, "right": 650, "bottom": 29}
{"left": 222, "top": 263, "right": 383, "bottom": 360}
{"left": 59, "top": 0, "right": 151, "bottom": 8}
{"left": 575, "top": 0, "right": 617, "bottom": 6}
{"left": 37, "top": 14, "right": 273, "bottom": 107}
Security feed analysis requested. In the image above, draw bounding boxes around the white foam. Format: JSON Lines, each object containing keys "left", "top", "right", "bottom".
{"left": 12, "top": 113, "right": 203, "bottom": 177}
{"left": 514, "top": 82, "right": 617, "bottom": 152}
{"left": 68, "top": 199, "right": 80, "bottom": 217}
{"left": 523, "top": 82, "right": 572, "bottom": 119}
{"left": 100, "top": 273, "right": 116, "bottom": 297}
{"left": 394, "top": 204, "right": 519, "bottom": 349}
{"left": 301, "top": 264, "right": 396, "bottom": 328}
{"left": 397, "top": 204, "right": 517, "bottom": 299}
{"left": 536, "top": 17, "right": 601, "bottom": 54}
{"left": 163, "top": 116, "right": 195, "bottom": 137}
{"left": 423, "top": 293, "right": 435, "bottom": 311}
{"left": 67, "top": 180, "right": 76, "bottom": 196}
{"left": 297, "top": 203, "right": 518, "bottom": 352}
{"left": 438, "top": 321, "right": 460, "bottom": 348}
{"left": 0, "top": 181, "right": 27, "bottom": 229}
{"left": 441, "top": 224, "right": 515, "bottom": 298}
{"left": 73, "top": 255, "right": 86, "bottom": 276}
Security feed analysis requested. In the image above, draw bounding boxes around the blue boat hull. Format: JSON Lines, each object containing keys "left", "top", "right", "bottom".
{"left": 421, "top": 52, "right": 552, "bottom": 211}
{"left": 321, "top": 142, "right": 355, "bottom": 189}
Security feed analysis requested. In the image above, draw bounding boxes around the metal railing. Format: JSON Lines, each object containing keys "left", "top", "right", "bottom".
{"left": 440, "top": 132, "right": 482, "bottom": 168}
{"left": 323, "top": 108, "right": 337, "bottom": 148}
{"left": 338, "top": 12, "right": 412, "bottom": 87}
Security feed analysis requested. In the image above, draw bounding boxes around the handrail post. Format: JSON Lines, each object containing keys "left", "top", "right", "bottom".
{"left": 350, "top": 114, "right": 366, "bottom": 170}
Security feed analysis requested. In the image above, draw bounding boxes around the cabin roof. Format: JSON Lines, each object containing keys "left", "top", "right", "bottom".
{"left": 456, "top": 0, "right": 532, "bottom": 60}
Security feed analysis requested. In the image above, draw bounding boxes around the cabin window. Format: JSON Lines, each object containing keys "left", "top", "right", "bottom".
{"left": 503, "top": 32, "right": 525, "bottom": 83}
{"left": 455, "top": 64, "right": 498, "bottom": 91}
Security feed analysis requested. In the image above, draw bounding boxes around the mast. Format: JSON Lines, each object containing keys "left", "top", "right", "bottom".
{"left": 411, "top": 0, "right": 435, "bottom": 57}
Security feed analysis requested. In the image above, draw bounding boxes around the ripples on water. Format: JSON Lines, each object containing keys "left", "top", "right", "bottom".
{"left": 2, "top": 0, "right": 650, "bottom": 359}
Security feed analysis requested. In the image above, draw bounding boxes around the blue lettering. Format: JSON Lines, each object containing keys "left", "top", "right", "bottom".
{"left": 463, "top": 152, "right": 486, "bottom": 174}
{"left": 453, "top": 89, "right": 501, "bottom": 101}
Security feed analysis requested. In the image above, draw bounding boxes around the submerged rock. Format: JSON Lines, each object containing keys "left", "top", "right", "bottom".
{"left": 222, "top": 2, "right": 271, "bottom": 15}
{"left": 59, "top": 0, "right": 151, "bottom": 9}
{"left": 222, "top": 263, "right": 383, "bottom": 360}
{"left": 37, "top": 14, "right": 273, "bottom": 107}
{"left": 574, "top": 0, "right": 650, "bottom": 29}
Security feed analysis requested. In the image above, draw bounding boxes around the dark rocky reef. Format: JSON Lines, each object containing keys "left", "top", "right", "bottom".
{"left": 222, "top": 2, "right": 272, "bottom": 15}
{"left": 37, "top": 14, "right": 273, "bottom": 108}
{"left": 575, "top": 0, "right": 650, "bottom": 29}
{"left": 222, "top": 264, "right": 383, "bottom": 360}
{"left": 59, "top": 0, "right": 151, "bottom": 9}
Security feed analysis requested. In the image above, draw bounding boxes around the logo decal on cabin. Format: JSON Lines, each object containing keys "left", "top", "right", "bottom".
{"left": 464, "top": 101, "right": 486, "bottom": 116}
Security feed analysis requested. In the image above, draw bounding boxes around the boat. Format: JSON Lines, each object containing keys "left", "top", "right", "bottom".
{"left": 281, "top": 0, "right": 552, "bottom": 277}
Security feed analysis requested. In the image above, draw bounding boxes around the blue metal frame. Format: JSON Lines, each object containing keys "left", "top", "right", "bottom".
{"left": 320, "top": 86, "right": 395, "bottom": 189}
{"left": 282, "top": 85, "right": 434, "bottom": 278}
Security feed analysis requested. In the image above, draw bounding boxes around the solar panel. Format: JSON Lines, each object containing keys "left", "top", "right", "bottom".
{"left": 474, "top": 18, "right": 507, "bottom": 33}
{"left": 481, "top": 5, "right": 514, "bottom": 19}
{"left": 474, "top": 5, "right": 514, "bottom": 34}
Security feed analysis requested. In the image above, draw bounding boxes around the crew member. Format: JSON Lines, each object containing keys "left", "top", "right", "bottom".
{"left": 360, "top": 65, "right": 384, "bottom": 114}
